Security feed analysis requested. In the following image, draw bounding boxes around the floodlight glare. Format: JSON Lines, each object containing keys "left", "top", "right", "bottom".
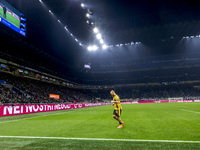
{"left": 87, "top": 46, "right": 92, "bottom": 51}
{"left": 86, "top": 13, "right": 90, "bottom": 18}
{"left": 96, "top": 33, "right": 102, "bottom": 39}
{"left": 39, "top": 0, "right": 43, "bottom": 3}
{"left": 93, "top": 27, "right": 99, "bottom": 33}
{"left": 81, "top": 3, "right": 85, "bottom": 8}
{"left": 92, "top": 45, "right": 98, "bottom": 51}
{"left": 100, "top": 39, "right": 104, "bottom": 44}
{"left": 64, "top": 26, "right": 68, "bottom": 31}
{"left": 102, "top": 45, "right": 107, "bottom": 50}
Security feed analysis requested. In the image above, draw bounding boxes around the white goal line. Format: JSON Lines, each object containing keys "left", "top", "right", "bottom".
{"left": 0, "top": 136, "right": 199, "bottom": 143}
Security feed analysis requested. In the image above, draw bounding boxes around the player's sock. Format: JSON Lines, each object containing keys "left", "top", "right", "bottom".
{"left": 119, "top": 121, "right": 123, "bottom": 125}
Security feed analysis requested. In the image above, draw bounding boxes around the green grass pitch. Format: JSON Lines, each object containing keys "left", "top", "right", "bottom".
{"left": 0, "top": 102, "right": 199, "bottom": 150}
{"left": 0, "top": 7, "right": 20, "bottom": 28}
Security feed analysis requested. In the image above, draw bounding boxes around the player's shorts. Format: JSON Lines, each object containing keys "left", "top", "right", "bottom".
{"left": 113, "top": 109, "right": 122, "bottom": 117}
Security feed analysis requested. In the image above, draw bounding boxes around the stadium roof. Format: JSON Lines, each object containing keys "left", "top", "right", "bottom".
{"left": 2, "top": 0, "right": 200, "bottom": 84}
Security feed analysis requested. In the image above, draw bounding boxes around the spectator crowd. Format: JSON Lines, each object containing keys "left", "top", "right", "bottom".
{"left": 1, "top": 71, "right": 200, "bottom": 105}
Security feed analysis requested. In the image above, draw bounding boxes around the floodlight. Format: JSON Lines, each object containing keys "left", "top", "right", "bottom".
{"left": 102, "top": 45, "right": 107, "bottom": 50}
{"left": 87, "top": 46, "right": 92, "bottom": 51}
{"left": 100, "top": 39, "right": 104, "bottom": 44}
{"left": 93, "top": 27, "right": 99, "bottom": 33}
{"left": 86, "top": 13, "right": 90, "bottom": 18}
{"left": 96, "top": 33, "right": 102, "bottom": 39}
{"left": 92, "top": 45, "right": 98, "bottom": 51}
{"left": 81, "top": 3, "right": 85, "bottom": 8}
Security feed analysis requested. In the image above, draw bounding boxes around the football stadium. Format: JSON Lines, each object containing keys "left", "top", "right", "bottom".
{"left": 0, "top": 0, "right": 200, "bottom": 149}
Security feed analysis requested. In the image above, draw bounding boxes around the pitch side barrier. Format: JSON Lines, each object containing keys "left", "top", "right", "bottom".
{"left": 0, "top": 103, "right": 109, "bottom": 117}
{"left": 121, "top": 100, "right": 200, "bottom": 104}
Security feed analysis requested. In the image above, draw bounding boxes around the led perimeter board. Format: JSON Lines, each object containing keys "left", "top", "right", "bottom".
{"left": 0, "top": 0, "right": 26, "bottom": 36}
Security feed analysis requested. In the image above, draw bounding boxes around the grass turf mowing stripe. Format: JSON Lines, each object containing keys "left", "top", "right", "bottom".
{"left": 0, "top": 136, "right": 199, "bottom": 144}
{"left": 180, "top": 109, "right": 200, "bottom": 114}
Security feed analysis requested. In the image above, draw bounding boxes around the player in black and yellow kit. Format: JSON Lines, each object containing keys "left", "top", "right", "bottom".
{"left": 110, "top": 90, "right": 124, "bottom": 128}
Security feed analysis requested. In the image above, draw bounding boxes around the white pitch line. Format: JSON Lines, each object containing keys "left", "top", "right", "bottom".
{"left": 181, "top": 109, "right": 200, "bottom": 114}
{"left": 0, "top": 136, "right": 199, "bottom": 143}
{"left": 0, "top": 108, "right": 91, "bottom": 124}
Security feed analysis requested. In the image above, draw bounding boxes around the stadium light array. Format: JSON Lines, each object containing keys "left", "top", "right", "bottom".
{"left": 102, "top": 44, "right": 108, "bottom": 50}
{"left": 100, "top": 39, "right": 104, "bottom": 44}
{"left": 64, "top": 26, "right": 68, "bottom": 31}
{"left": 40, "top": 0, "right": 142, "bottom": 51}
{"left": 39, "top": 0, "right": 85, "bottom": 47}
{"left": 86, "top": 13, "right": 90, "bottom": 18}
{"left": 93, "top": 45, "right": 98, "bottom": 51}
{"left": 183, "top": 35, "right": 200, "bottom": 39}
{"left": 81, "top": 3, "right": 85, "bottom": 8}
{"left": 87, "top": 45, "right": 99, "bottom": 51}
{"left": 96, "top": 33, "right": 102, "bottom": 40}
{"left": 93, "top": 27, "right": 99, "bottom": 33}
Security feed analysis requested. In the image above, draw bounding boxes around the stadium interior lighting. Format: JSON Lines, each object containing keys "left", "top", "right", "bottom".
{"left": 96, "top": 33, "right": 102, "bottom": 39}
{"left": 100, "top": 39, "right": 104, "bottom": 44}
{"left": 88, "top": 45, "right": 98, "bottom": 51}
{"left": 92, "top": 45, "right": 98, "bottom": 51}
{"left": 102, "top": 44, "right": 107, "bottom": 50}
{"left": 40, "top": 0, "right": 144, "bottom": 51}
{"left": 64, "top": 26, "right": 68, "bottom": 31}
{"left": 39, "top": 0, "right": 85, "bottom": 48}
{"left": 86, "top": 13, "right": 90, "bottom": 18}
{"left": 81, "top": 3, "right": 85, "bottom": 8}
{"left": 87, "top": 46, "right": 92, "bottom": 51}
{"left": 93, "top": 27, "right": 99, "bottom": 33}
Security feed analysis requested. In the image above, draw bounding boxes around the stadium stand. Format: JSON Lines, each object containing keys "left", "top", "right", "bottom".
{"left": 0, "top": 71, "right": 97, "bottom": 105}
{"left": 1, "top": 69, "right": 200, "bottom": 105}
